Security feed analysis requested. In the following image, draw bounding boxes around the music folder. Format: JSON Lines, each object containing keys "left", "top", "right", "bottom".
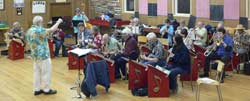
{"left": 72, "top": 20, "right": 84, "bottom": 27}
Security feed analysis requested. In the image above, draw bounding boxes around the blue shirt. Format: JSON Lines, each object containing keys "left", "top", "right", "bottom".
{"left": 216, "top": 34, "right": 233, "bottom": 57}
{"left": 72, "top": 14, "right": 89, "bottom": 33}
{"left": 26, "top": 25, "right": 50, "bottom": 61}
{"left": 160, "top": 25, "right": 174, "bottom": 46}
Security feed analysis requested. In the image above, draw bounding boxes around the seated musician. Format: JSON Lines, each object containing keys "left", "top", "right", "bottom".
{"left": 160, "top": 19, "right": 174, "bottom": 48}
{"left": 87, "top": 26, "right": 102, "bottom": 53}
{"left": 199, "top": 28, "right": 233, "bottom": 83}
{"left": 8, "top": 22, "right": 25, "bottom": 47}
{"left": 175, "top": 20, "right": 188, "bottom": 35}
{"left": 100, "top": 12, "right": 110, "bottom": 21}
{"left": 179, "top": 29, "right": 194, "bottom": 51}
{"left": 77, "top": 22, "right": 92, "bottom": 48}
{"left": 114, "top": 28, "right": 140, "bottom": 79}
{"left": 233, "top": 24, "right": 249, "bottom": 63}
{"left": 52, "top": 28, "right": 65, "bottom": 57}
{"left": 165, "top": 34, "right": 191, "bottom": 93}
{"left": 193, "top": 21, "right": 208, "bottom": 47}
{"left": 140, "top": 32, "right": 166, "bottom": 67}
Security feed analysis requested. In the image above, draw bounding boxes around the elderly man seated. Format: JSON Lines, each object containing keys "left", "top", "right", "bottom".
{"left": 193, "top": 21, "right": 208, "bottom": 47}
{"left": 140, "top": 32, "right": 166, "bottom": 67}
{"left": 7, "top": 22, "right": 25, "bottom": 47}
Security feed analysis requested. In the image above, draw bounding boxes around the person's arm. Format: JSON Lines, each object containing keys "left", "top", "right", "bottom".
{"left": 168, "top": 26, "right": 174, "bottom": 36}
{"left": 160, "top": 26, "right": 166, "bottom": 34}
{"left": 46, "top": 19, "right": 63, "bottom": 34}
{"left": 83, "top": 14, "right": 89, "bottom": 22}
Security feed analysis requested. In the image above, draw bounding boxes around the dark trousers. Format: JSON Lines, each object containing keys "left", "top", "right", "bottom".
{"left": 165, "top": 65, "right": 185, "bottom": 90}
{"left": 74, "top": 33, "right": 78, "bottom": 44}
{"left": 54, "top": 40, "right": 63, "bottom": 57}
{"left": 114, "top": 53, "right": 139, "bottom": 77}
{"left": 204, "top": 52, "right": 231, "bottom": 79}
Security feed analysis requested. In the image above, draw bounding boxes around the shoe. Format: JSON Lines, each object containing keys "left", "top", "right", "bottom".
{"left": 199, "top": 73, "right": 209, "bottom": 77}
{"left": 34, "top": 90, "right": 43, "bottom": 96}
{"left": 44, "top": 89, "right": 57, "bottom": 95}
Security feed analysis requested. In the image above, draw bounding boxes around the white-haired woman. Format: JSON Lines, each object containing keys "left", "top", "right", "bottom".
{"left": 26, "top": 15, "right": 63, "bottom": 96}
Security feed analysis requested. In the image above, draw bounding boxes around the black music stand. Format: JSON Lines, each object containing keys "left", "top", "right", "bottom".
{"left": 72, "top": 20, "right": 84, "bottom": 27}
{"left": 68, "top": 48, "right": 91, "bottom": 98}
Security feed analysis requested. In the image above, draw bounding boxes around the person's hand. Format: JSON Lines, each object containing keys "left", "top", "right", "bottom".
{"left": 57, "top": 18, "right": 63, "bottom": 24}
{"left": 169, "top": 52, "right": 175, "bottom": 58}
{"left": 103, "top": 52, "right": 109, "bottom": 56}
{"left": 140, "top": 54, "right": 146, "bottom": 60}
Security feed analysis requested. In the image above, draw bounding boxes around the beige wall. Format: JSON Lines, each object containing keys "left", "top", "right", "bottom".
{"left": 0, "top": 0, "right": 84, "bottom": 30}
{"left": 120, "top": 0, "right": 248, "bottom": 28}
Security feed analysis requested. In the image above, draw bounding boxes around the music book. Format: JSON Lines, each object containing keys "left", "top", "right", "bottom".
{"left": 68, "top": 48, "right": 91, "bottom": 57}
{"left": 155, "top": 65, "right": 171, "bottom": 76}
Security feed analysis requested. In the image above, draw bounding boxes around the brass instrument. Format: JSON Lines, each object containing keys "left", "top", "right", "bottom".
{"left": 204, "top": 36, "right": 222, "bottom": 56}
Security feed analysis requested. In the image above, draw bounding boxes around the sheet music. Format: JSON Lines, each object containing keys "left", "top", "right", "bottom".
{"left": 199, "top": 77, "right": 216, "bottom": 84}
{"left": 68, "top": 48, "right": 92, "bottom": 57}
{"left": 155, "top": 65, "right": 171, "bottom": 76}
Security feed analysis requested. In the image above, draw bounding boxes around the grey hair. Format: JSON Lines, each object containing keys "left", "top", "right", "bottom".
{"left": 146, "top": 32, "right": 157, "bottom": 40}
{"left": 33, "top": 16, "right": 43, "bottom": 25}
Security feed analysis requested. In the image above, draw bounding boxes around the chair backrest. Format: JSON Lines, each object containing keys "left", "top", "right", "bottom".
{"left": 214, "top": 60, "right": 225, "bottom": 83}
{"left": 140, "top": 45, "right": 150, "bottom": 56}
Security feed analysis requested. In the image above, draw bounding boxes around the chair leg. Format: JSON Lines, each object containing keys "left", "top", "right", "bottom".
{"left": 216, "top": 86, "right": 223, "bottom": 101}
{"left": 182, "top": 81, "right": 184, "bottom": 87}
{"left": 196, "top": 85, "right": 200, "bottom": 101}
{"left": 218, "top": 86, "right": 223, "bottom": 101}
{"left": 191, "top": 81, "right": 194, "bottom": 92}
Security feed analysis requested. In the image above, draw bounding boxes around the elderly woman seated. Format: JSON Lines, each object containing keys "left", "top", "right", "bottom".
{"left": 140, "top": 32, "right": 166, "bottom": 67}
{"left": 165, "top": 34, "right": 191, "bottom": 93}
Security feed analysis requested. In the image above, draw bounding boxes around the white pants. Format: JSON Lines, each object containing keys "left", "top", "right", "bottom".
{"left": 34, "top": 58, "right": 52, "bottom": 92}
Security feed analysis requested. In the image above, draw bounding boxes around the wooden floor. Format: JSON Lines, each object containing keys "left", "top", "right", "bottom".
{"left": 0, "top": 56, "right": 250, "bottom": 101}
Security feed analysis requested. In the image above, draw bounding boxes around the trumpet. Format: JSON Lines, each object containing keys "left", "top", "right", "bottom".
{"left": 204, "top": 40, "right": 221, "bottom": 56}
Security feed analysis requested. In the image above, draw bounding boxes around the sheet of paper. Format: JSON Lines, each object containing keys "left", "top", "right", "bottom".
{"left": 155, "top": 65, "right": 171, "bottom": 76}
{"left": 68, "top": 48, "right": 92, "bottom": 57}
{"left": 32, "top": 1, "right": 46, "bottom": 14}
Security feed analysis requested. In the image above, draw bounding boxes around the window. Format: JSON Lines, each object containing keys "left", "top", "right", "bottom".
{"left": 173, "top": 0, "right": 191, "bottom": 16}
{"left": 124, "top": 0, "right": 135, "bottom": 13}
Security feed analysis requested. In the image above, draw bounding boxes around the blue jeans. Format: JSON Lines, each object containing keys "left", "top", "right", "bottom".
{"left": 141, "top": 59, "right": 166, "bottom": 67}
{"left": 165, "top": 64, "right": 185, "bottom": 90}
{"left": 54, "top": 40, "right": 63, "bottom": 57}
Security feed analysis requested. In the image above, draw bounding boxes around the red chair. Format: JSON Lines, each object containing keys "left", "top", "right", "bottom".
{"left": 48, "top": 39, "right": 54, "bottom": 58}
{"left": 104, "top": 58, "right": 115, "bottom": 83}
{"left": 128, "top": 60, "right": 148, "bottom": 90}
{"left": 147, "top": 65, "right": 169, "bottom": 97}
{"left": 89, "top": 19, "right": 109, "bottom": 27}
{"left": 87, "top": 54, "right": 115, "bottom": 83}
{"left": 193, "top": 45, "right": 206, "bottom": 69}
{"left": 8, "top": 40, "right": 24, "bottom": 60}
{"left": 115, "top": 20, "right": 130, "bottom": 28}
{"left": 140, "top": 45, "right": 150, "bottom": 56}
{"left": 180, "top": 55, "right": 199, "bottom": 91}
